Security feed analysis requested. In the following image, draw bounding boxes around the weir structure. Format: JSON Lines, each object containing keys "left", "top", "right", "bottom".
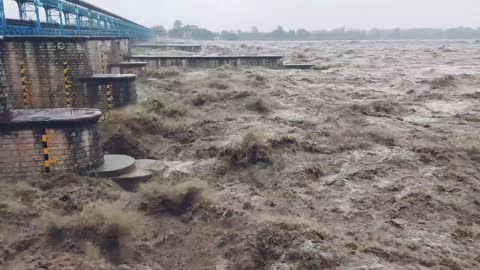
{"left": 129, "top": 55, "right": 285, "bottom": 70}
{"left": 0, "top": 0, "right": 155, "bottom": 188}
{"left": 133, "top": 43, "right": 202, "bottom": 53}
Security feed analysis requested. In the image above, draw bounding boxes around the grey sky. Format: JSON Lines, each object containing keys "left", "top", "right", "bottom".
{"left": 4, "top": 0, "right": 480, "bottom": 31}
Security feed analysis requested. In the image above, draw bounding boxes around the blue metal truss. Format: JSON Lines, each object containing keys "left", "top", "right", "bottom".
{"left": 0, "top": 0, "right": 153, "bottom": 38}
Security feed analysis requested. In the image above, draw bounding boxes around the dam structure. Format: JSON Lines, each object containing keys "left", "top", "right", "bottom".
{"left": 0, "top": 0, "right": 155, "bottom": 187}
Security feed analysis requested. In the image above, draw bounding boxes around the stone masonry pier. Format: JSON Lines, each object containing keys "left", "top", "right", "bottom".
{"left": 0, "top": 108, "right": 104, "bottom": 178}
{"left": 0, "top": 36, "right": 130, "bottom": 109}
{"left": 78, "top": 74, "right": 137, "bottom": 110}
{"left": 129, "top": 55, "right": 284, "bottom": 69}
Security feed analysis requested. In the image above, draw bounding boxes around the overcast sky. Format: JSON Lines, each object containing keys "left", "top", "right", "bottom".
{"left": 4, "top": 0, "right": 480, "bottom": 31}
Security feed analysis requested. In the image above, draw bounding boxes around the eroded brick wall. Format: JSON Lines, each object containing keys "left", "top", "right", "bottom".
{"left": 0, "top": 122, "right": 104, "bottom": 178}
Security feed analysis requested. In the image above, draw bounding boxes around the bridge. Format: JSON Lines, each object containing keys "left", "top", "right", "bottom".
{"left": 0, "top": 0, "right": 157, "bottom": 181}
{"left": 0, "top": 0, "right": 153, "bottom": 38}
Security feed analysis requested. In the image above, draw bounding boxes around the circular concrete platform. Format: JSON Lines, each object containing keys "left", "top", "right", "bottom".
{"left": 112, "top": 169, "right": 153, "bottom": 191}
{"left": 89, "top": 154, "right": 136, "bottom": 178}
{"left": 0, "top": 108, "right": 102, "bottom": 127}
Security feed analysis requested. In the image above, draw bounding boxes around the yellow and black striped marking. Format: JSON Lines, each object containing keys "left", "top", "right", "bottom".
{"left": 101, "top": 54, "right": 105, "bottom": 73}
{"left": 20, "top": 61, "right": 29, "bottom": 108}
{"left": 106, "top": 84, "right": 113, "bottom": 111}
{"left": 63, "top": 61, "right": 73, "bottom": 109}
{"left": 41, "top": 129, "right": 55, "bottom": 174}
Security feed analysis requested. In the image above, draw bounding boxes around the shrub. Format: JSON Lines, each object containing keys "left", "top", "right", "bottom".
{"left": 304, "top": 163, "right": 325, "bottom": 179}
{"left": 164, "top": 103, "right": 188, "bottom": 118}
{"left": 246, "top": 98, "right": 271, "bottom": 114}
{"left": 138, "top": 180, "right": 208, "bottom": 216}
{"left": 221, "top": 132, "right": 272, "bottom": 166}
{"left": 430, "top": 75, "right": 456, "bottom": 89}
{"left": 40, "top": 204, "right": 144, "bottom": 264}
{"left": 352, "top": 100, "right": 404, "bottom": 116}
{"left": 207, "top": 80, "right": 229, "bottom": 90}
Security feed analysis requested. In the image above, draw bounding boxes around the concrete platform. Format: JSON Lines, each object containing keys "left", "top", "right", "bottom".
{"left": 0, "top": 108, "right": 101, "bottom": 128}
{"left": 112, "top": 169, "right": 153, "bottom": 191}
{"left": 89, "top": 154, "right": 155, "bottom": 191}
{"left": 89, "top": 154, "right": 136, "bottom": 178}
{"left": 283, "top": 64, "right": 315, "bottom": 70}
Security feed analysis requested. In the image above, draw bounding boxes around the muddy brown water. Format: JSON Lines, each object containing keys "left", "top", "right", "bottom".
{"left": 2, "top": 41, "right": 480, "bottom": 269}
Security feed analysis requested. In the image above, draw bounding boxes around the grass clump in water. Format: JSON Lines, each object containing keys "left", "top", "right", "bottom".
{"left": 137, "top": 180, "right": 209, "bottom": 216}
{"left": 221, "top": 132, "right": 272, "bottom": 166}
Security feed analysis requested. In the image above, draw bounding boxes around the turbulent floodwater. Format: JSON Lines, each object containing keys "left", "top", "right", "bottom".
{"left": 2, "top": 41, "right": 480, "bottom": 269}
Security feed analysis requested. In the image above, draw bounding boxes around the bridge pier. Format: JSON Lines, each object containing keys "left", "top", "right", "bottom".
{"left": 0, "top": 0, "right": 155, "bottom": 182}
{"left": 0, "top": 108, "right": 104, "bottom": 178}
{"left": 78, "top": 74, "right": 137, "bottom": 110}
{"left": 0, "top": 36, "right": 131, "bottom": 109}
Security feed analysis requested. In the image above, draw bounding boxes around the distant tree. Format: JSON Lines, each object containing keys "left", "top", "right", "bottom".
{"left": 221, "top": 30, "right": 239, "bottom": 40}
{"left": 271, "top": 26, "right": 286, "bottom": 40}
{"left": 173, "top": 20, "right": 183, "bottom": 29}
{"left": 296, "top": 28, "right": 310, "bottom": 40}
{"left": 159, "top": 20, "right": 480, "bottom": 41}
{"left": 151, "top": 25, "right": 167, "bottom": 38}
{"left": 169, "top": 20, "right": 185, "bottom": 39}
{"left": 287, "top": 30, "right": 295, "bottom": 40}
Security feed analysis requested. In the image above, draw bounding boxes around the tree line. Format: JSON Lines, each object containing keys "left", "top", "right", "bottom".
{"left": 152, "top": 21, "right": 480, "bottom": 41}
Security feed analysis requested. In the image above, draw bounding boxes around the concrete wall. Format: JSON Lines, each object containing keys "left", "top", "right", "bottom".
{"left": 129, "top": 56, "right": 284, "bottom": 70}
{"left": 0, "top": 121, "right": 103, "bottom": 178}
{"left": 0, "top": 37, "right": 129, "bottom": 109}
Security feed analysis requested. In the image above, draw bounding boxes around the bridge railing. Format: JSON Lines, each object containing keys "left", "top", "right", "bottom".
{"left": 0, "top": 0, "right": 153, "bottom": 38}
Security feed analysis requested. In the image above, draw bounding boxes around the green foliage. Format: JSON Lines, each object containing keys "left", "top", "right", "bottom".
{"left": 151, "top": 25, "right": 167, "bottom": 37}
{"left": 168, "top": 20, "right": 215, "bottom": 40}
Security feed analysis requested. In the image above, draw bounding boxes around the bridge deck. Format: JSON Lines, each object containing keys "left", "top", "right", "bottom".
{"left": 0, "top": 0, "right": 153, "bottom": 38}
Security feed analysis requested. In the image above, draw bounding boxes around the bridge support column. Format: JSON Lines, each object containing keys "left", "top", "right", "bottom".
{"left": 87, "top": 38, "right": 130, "bottom": 74}
{"left": 0, "top": 0, "right": 6, "bottom": 35}
{"left": 0, "top": 36, "right": 130, "bottom": 109}
{"left": 0, "top": 108, "right": 104, "bottom": 178}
